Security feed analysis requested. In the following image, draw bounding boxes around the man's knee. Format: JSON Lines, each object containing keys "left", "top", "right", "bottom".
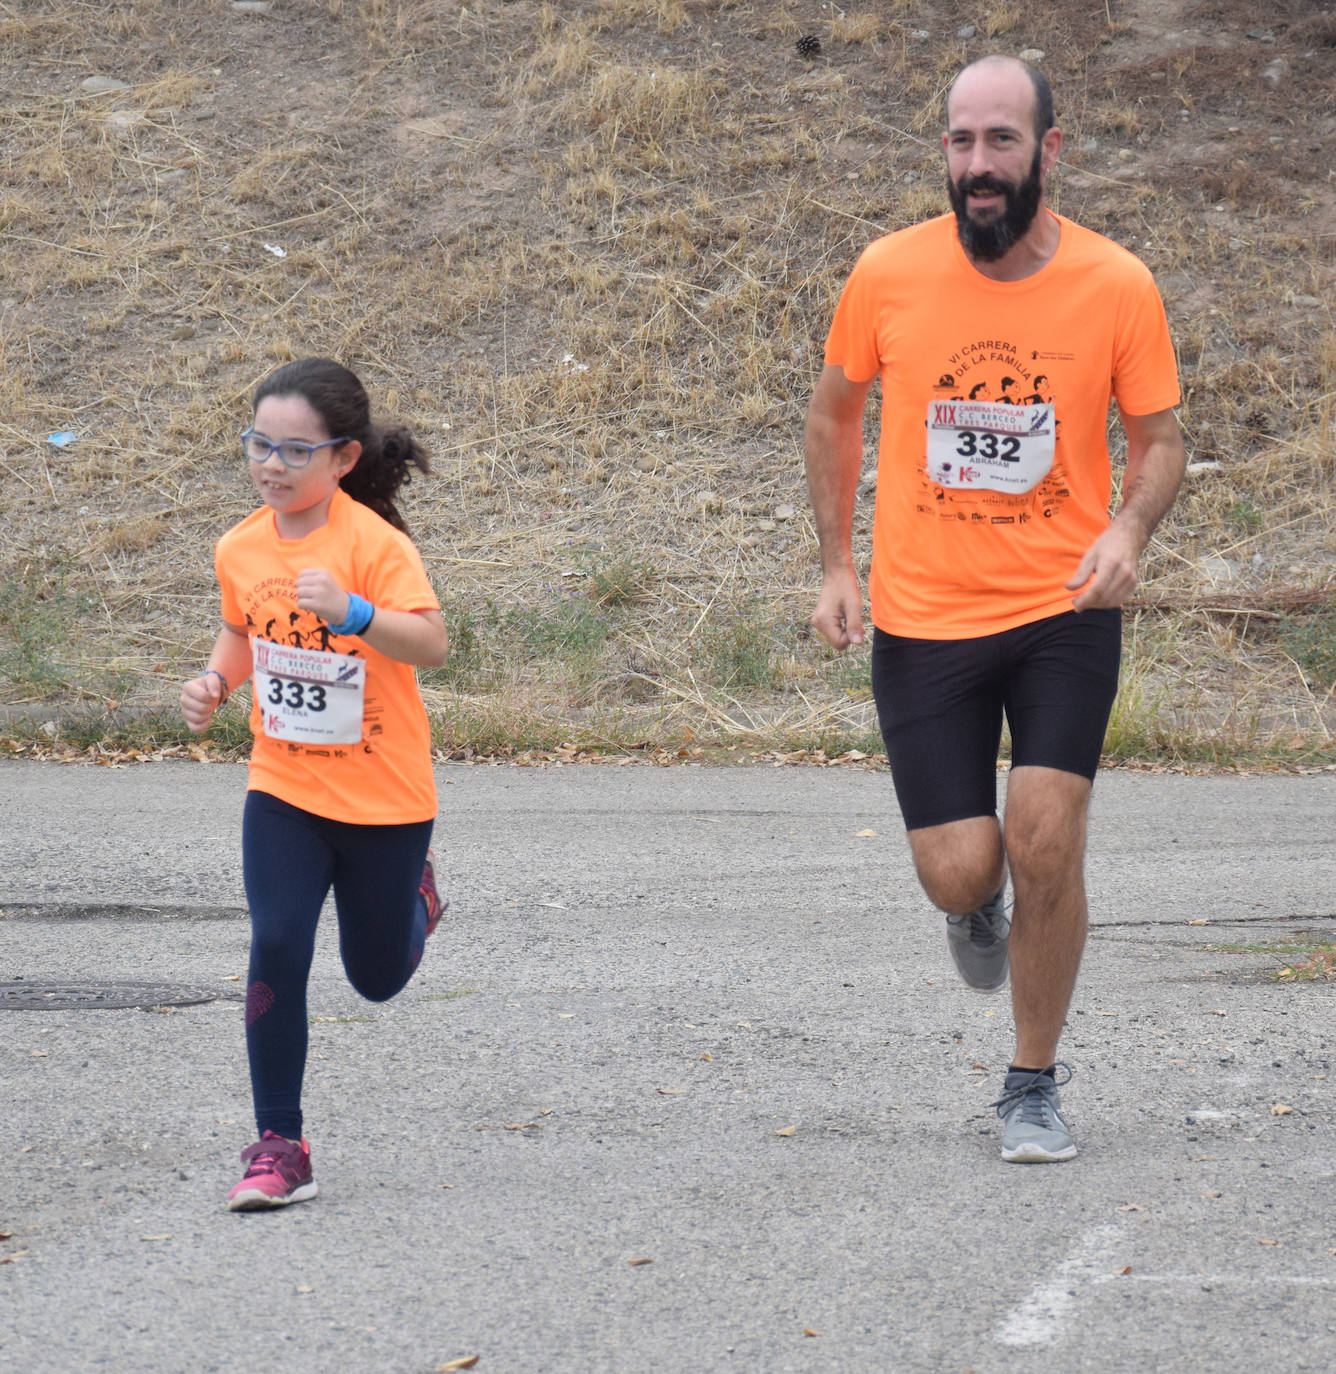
{"left": 1004, "top": 770, "right": 1091, "bottom": 883}
{"left": 909, "top": 815, "right": 1004, "bottom": 913}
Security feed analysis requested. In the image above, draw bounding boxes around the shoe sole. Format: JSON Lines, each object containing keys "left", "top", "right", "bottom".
{"left": 228, "top": 1180, "right": 319, "bottom": 1211}
{"left": 1000, "top": 1142, "right": 1077, "bottom": 1164}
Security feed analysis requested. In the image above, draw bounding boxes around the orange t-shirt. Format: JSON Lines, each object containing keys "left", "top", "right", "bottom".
{"left": 216, "top": 488, "right": 439, "bottom": 824}
{"left": 824, "top": 211, "right": 1181, "bottom": 639}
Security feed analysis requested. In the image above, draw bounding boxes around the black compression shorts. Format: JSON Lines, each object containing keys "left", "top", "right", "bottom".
{"left": 870, "top": 608, "right": 1122, "bottom": 832}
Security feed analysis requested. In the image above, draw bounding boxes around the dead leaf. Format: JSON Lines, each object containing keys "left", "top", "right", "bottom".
{"left": 437, "top": 1358, "right": 480, "bottom": 1372}
{"left": 1271, "top": 1104, "right": 1294, "bottom": 1116}
{"left": 1117, "top": 1265, "right": 1133, "bottom": 1276}
{"left": 0, "top": 1251, "right": 28, "bottom": 1264}
{"left": 627, "top": 1257, "right": 653, "bottom": 1267}
{"left": 139, "top": 1234, "right": 171, "bottom": 1242}
{"left": 1259, "top": 1238, "right": 1279, "bottom": 1246}
{"left": 296, "top": 1285, "right": 314, "bottom": 1294}
{"left": 803, "top": 1327, "right": 822, "bottom": 1337}
{"left": 503, "top": 1122, "right": 538, "bottom": 1131}
{"left": 699, "top": 1052, "right": 713, "bottom": 1061}
{"left": 1117, "top": 1204, "right": 1145, "bottom": 1212}
{"left": 31, "top": 1051, "right": 48, "bottom": 1058}
{"left": 657, "top": 1088, "right": 685, "bottom": 1095}
{"left": 1204, "top": 1190, "right": 1223, "bottom": 1198}
{"left": 776, "top": 1125, "right": 796, "bottom": 1137}
{"left": 854, "top": 828, "right": 877, "bottom": 838}
{"left": 221, "top": 974, "right": 241, "bottom": 981}
{"left": 1188, "top": 919, "right": 1208, "bottom": 926}
{"left": 1208, "top": 1009, "right": 1226, "bottom": 1016}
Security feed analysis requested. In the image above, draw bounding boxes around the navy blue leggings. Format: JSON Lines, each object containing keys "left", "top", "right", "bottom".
{"left": 241, "top": 790, "right": 434, "bottom": 1139}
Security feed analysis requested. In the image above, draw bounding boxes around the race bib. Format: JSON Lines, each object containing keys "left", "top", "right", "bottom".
{"left": 252, "top": 638, "right": 366, "bottom": 746}
{"left": 925, "top": 399, "right": 1056, "bottom": 494}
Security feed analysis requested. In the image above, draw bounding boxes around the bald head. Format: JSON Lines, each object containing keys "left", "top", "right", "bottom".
{"left": 946, "top": 56, "right": 1054, "bottom": 143}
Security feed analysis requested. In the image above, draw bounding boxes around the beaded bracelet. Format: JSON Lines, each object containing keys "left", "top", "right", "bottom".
{"left": 203, "top": 668, "right": 230, "bottom": 703}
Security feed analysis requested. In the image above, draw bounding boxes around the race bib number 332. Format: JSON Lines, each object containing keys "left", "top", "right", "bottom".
{"left": 252, "top": 638, "right": 366, "bottom": 746}
{"left": 925, "top": 399, "right": 1056, "bottom": 494}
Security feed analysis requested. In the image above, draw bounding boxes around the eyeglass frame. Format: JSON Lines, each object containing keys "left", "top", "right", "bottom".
{"left": 240, "top": 427, "right": 353, "bottom": 469}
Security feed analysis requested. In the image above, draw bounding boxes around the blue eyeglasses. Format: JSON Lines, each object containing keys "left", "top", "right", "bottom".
{"left": 240, "top": 428, "right": 351, "bottom": 469}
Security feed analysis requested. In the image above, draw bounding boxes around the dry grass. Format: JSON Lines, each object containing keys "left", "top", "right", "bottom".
{"left": 0, "top": 0, "right": 1333, "bottom": 763}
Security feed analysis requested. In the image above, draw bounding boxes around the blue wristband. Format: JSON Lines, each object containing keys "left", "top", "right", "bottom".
{"left": 327, "top": 593, "right": 375, "bottom": 637}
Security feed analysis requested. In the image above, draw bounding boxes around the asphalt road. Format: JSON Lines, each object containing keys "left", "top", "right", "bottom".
{"left": 2, "top": 758, "right": 1335, "bottom": 1373}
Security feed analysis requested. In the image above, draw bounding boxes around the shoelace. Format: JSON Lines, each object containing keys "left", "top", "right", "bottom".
{"left": 991, "top": 1063, "right": 1073, "bottom": 1123}
{"left": 947, "top": 904, "right": 1008, "bottom": 947}
{"left": 240, "top": 1139, "right": 297, "bottom": 1176}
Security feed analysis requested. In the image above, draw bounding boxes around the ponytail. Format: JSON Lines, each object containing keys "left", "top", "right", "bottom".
{"left": 339, "top": 425, "right": 430, "bottom": 535}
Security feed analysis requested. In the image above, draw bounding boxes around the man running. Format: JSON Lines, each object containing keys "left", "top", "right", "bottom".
{"left": 804, "top": 55, "right": 1185, "bottom": 1162}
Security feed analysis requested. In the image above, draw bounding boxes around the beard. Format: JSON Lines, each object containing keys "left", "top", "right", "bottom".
{"left": 948, "top": 145, "right": 1044, "bottom": 262}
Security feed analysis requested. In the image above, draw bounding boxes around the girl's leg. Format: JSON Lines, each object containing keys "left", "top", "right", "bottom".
{"left": 241, "top": 791, "right": 333, "bottom": 1140}
{"left": 329, "top": 819, "right": 434, "bottom": 1001}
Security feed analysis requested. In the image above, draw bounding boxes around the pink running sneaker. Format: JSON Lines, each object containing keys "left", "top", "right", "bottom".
{"left": 227, "top": 1131, "right": 318, "bottom": 1211}
{"left": 421, "top": 848, "right": 448, "bottom": 937}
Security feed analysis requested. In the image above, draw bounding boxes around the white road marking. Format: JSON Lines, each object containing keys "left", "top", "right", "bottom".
{"left": 994, "top": 1223, "right": 1124, "bottom": 1348}
{"left": 1097, "top": 1274, "right": 1336, "bottom": 1288}
{"left": 997, "top": 1225, "right": 1335, "bottom": 1350}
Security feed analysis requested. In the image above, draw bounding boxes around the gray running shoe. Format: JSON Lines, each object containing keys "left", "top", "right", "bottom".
{"left": 945, "top": 888, "right": 1010, "bottom": 992}
{"left": 992, "top": 1064, "right": 1077, "bottom": 1163}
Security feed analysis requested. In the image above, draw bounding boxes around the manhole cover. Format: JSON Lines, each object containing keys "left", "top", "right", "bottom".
{"left": 0, "top": 981, "right": 219, "bottom": 1011}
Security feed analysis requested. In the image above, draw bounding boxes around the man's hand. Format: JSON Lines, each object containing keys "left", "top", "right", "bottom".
{"left": 295, "top": 568, "right": 350, "bottom": 625}
{"left": 1069, "top": 405, "right": 1186, "bottom": 611}
{"left": 805, "top": 364, "right": 875, "bottom": 652}
{"left": 1066, "top": 521, "right": 1143, "bottom": 611}
{"left": 811, "top": 566, "right": 866, "bottom": 650}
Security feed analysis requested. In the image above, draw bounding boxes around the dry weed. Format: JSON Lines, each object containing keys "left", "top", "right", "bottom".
{"left": 0, "top": 0, "right": 1331, "bottom": 762}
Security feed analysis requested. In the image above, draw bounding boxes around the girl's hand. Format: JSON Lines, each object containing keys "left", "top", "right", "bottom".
{"left": 181, "top": 674, "right": 223, "bottom": 733}
{"left": 295, "top": 568, "right": 350, "bottom": 625}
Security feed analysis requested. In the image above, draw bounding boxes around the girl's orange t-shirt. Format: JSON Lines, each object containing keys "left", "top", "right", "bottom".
{"left": 215, "top": 488, "right": 439, "bottom": 824}
{"left": 824, "top": 211, "right": 1182, "bottom": 639}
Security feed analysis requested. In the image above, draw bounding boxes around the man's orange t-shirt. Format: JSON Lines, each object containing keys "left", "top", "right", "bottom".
{"left": 824, "top": 211, "right": 1181, "bottom": 639}
{"left": 216, "top": 488, "right": 439, "bottom": 824}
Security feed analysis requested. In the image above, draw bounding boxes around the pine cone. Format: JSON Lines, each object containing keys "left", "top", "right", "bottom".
{"left": 795, "top": 34, "right": 821, "bottom": 58}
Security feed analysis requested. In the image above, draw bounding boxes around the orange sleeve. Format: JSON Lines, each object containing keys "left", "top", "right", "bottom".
{"left": 1112, "top": 272, "right": 1181, "bottom": 417}
{"left": 216, "top": 536, "right": 242, "bottom": 626}
{"left": 822, "top": 244, "right": 884, "bottom": 385}
{"left": 355, "top": 524, "right": 440, "bottom": 614}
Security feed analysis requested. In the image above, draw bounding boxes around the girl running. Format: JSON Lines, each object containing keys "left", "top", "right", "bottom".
{"left": 181, "top": 356, "right": 448, "bottom": 1211}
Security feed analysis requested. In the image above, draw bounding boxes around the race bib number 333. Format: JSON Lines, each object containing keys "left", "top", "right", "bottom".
{"left": 925, "top": 399, "right": 1056, "bottom": 494}
{"left": 252, "top": 638, "right": 366, "bottom": 746}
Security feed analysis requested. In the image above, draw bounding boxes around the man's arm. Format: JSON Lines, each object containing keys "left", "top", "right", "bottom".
{"left": 805, "top": 363, "right": 875, "bottom": 648}
{"left": 1066, "top": 406, "right": 1186, "bottom": 611}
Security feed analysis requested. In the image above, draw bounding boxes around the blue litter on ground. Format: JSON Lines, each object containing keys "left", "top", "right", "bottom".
{"left": 47, "top": 431, "right": 77, "bottom": 447}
